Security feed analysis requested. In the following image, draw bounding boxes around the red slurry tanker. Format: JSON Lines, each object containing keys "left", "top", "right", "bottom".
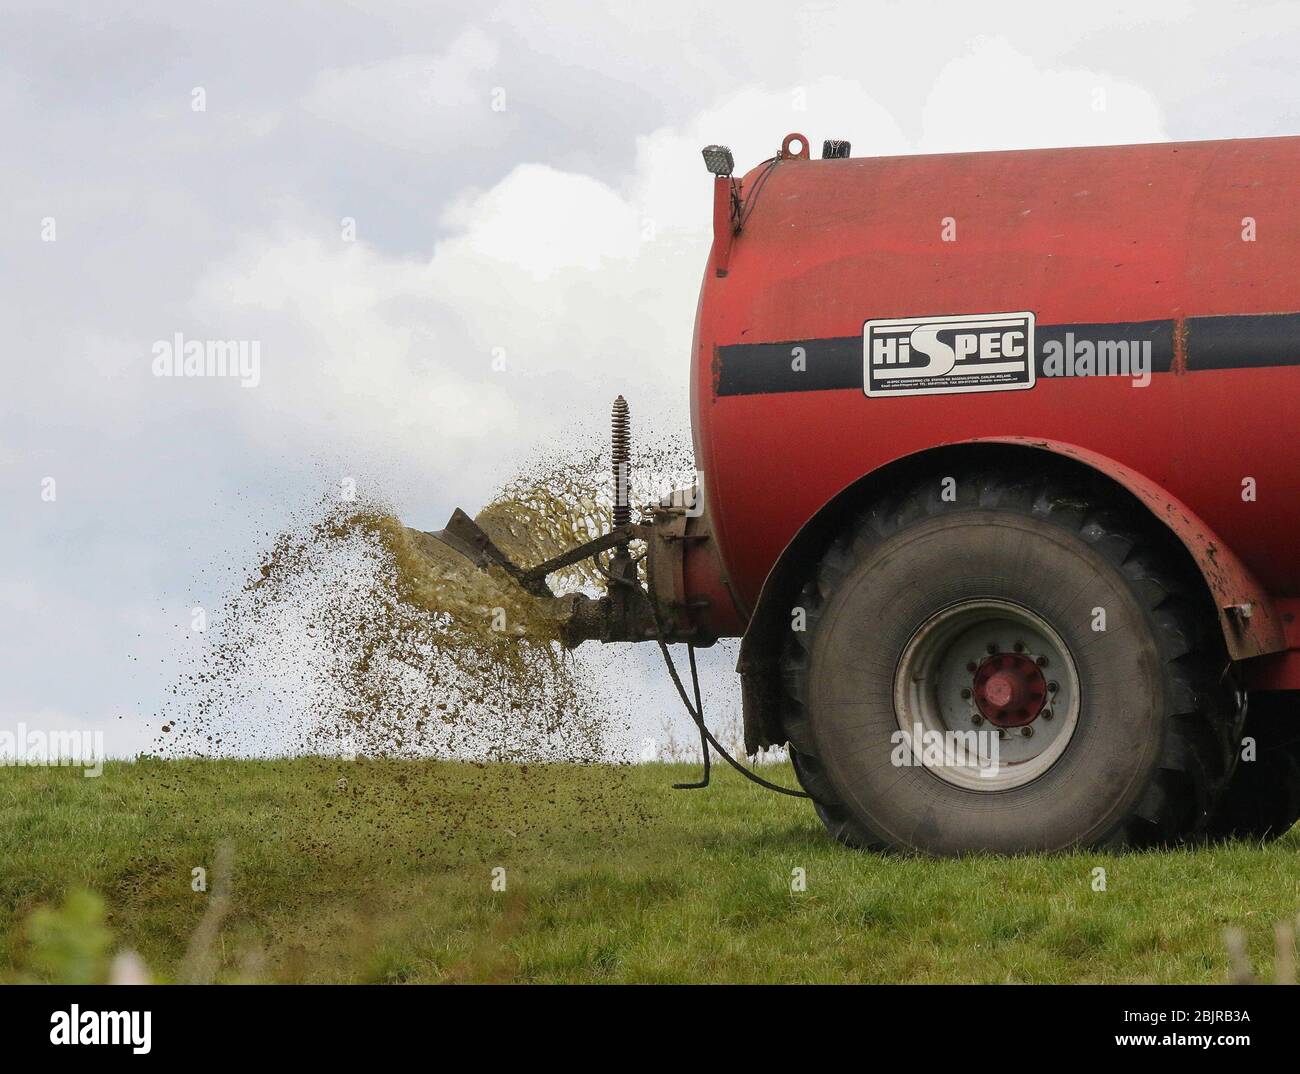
{"left": 435, "top": 132, "right": 1300, "bottom": 855}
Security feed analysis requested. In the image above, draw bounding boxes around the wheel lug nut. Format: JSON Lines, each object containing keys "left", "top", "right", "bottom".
{"left": 1021, "top": 726, "right": 1034, "bottom": 737}
{"left": 986, "top": 643, "right": 999, "bottom": 654}
{"left": 1036, "top": 656, "right": 1048, "bottom": 667}
{"left": 1013, "top": 641, "right": 1025, "bottom": 652}
{"left": 1041, "top": 709, "right": 1053, "bottom": 721}
{"left": 960, "top": 688, "right": 972, "bottom": 700}
{"left": 1047, "top": 681, "right": 1059, "bottom": 693}
{"left": 971, "top": 714, "right": 983, "bottom": 726}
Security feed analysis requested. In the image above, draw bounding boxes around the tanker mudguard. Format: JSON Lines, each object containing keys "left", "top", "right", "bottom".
{"left": 735, "top": 438, "right": 1287, "bottom": 754}
{"left": 982, "top": 438, "right": 1285, "bottom": 660}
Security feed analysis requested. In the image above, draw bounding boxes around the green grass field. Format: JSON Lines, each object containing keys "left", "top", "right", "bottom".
{"left": 2, "top": 758, "right": 1297, "bottom": 983}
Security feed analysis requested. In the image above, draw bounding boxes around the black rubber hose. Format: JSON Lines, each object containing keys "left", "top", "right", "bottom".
{"left": 670, "top": 645, "right": 711, "bottom": 790}
{"left": 643, "top": 542, "right": 807, "bottom": 798}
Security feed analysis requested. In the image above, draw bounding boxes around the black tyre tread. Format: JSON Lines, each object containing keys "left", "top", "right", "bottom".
{"left": 1208, "top": 694, "right": 1300, "bottom": 841}
{"left": 788, "top": 748, "right": 877, "bottom": 850}
{"left": 779, "top": 468, "right": 1241, "bottom": 852}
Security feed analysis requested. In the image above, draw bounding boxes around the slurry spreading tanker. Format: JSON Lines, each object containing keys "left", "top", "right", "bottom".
{"left": 432, "top": 132, "right": 1300, "bottom": 855}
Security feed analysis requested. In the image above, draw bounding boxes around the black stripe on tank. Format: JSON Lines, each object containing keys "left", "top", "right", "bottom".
{"left": 716, "top": 320, "right": 1175, "bottom": 396}
{"left": 714, "top": 313, "right": 1297, "bottom": 396}
{"left": 1185, "top": 312, "right": 1300, "bottom": 370}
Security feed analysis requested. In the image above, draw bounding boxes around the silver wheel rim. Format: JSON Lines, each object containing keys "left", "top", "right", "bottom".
{"left": 892, "top": 599, "right": 1081, "bottom": 791}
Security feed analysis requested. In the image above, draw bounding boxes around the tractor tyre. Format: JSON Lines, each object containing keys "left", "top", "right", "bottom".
{"left": 779, "top": 469, "right": 1241, "bottom": 855}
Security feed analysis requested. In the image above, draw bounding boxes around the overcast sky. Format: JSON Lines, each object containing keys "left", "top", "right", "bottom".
{"left": 5, "top": 1, "right": 1300, "bottom": 760}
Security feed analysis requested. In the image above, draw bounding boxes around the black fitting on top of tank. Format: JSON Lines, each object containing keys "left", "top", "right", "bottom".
{"left": 822, "top": 139, "right": 851, "bottom": 159}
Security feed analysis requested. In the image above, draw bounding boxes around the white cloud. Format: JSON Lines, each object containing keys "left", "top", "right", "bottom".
{"left": 438, "top": 164, "right": 642, "bottom": 278}
{"left": 921, "top": 37, "right": 1167, "bottom": 152}
{"left": 302, "top": 27, "right": 506, "bottom": 152}
{"left": 193, "top": 232, "right": 523, "bottom": 456}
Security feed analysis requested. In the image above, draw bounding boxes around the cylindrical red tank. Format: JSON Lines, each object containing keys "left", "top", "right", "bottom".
{"left": 688, "top": 135, "right": 1300, "bottom": 660}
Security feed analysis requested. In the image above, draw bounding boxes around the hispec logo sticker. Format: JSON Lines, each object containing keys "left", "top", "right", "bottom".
{"left": 864, "top": 311, "right": 1035, "bottom": 397}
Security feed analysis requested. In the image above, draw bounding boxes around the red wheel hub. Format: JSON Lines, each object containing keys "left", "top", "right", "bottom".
{"left": 972, "top": 653, "right": 1047, "bottom": 728}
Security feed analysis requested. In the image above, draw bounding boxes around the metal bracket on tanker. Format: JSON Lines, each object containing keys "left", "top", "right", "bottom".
{"left": 701, "top": 132, "right": 838, "bottom": 274}
{"left": 425, "top": 396, "right": 715, "bottom": 649}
